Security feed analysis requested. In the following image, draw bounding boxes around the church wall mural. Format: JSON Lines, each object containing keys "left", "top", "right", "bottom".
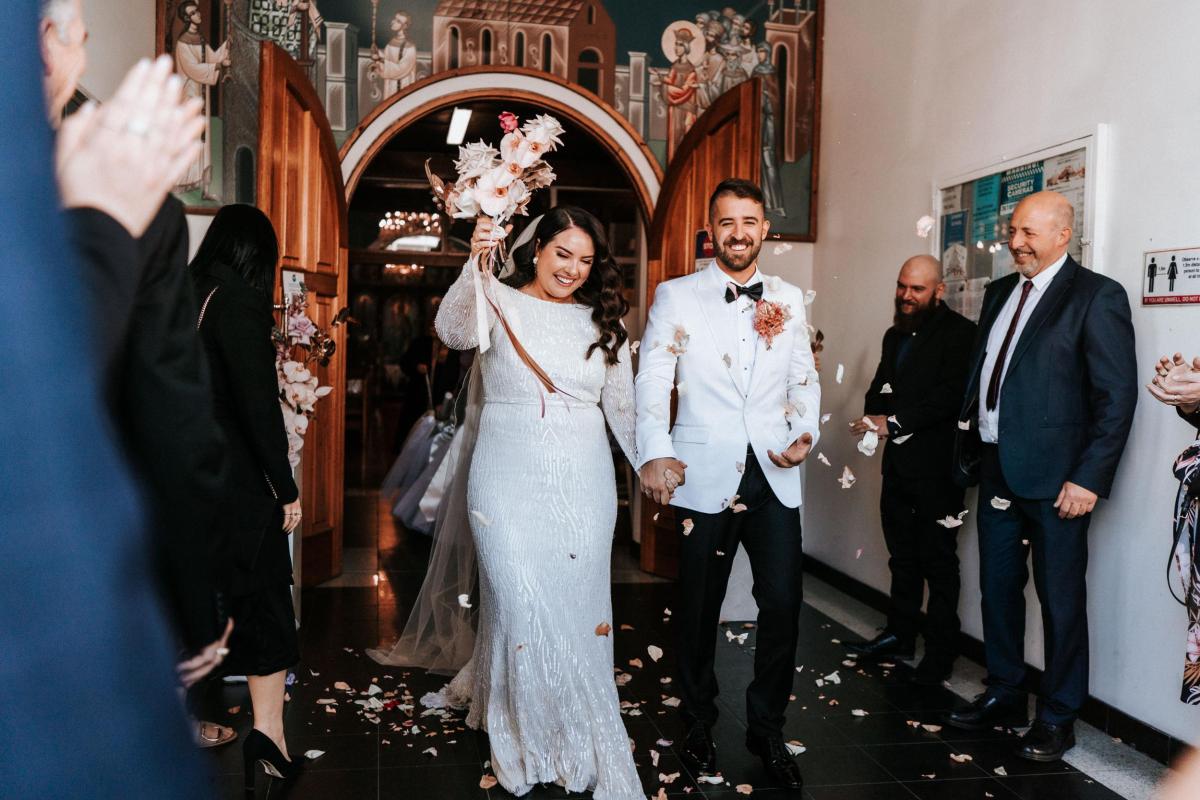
{"left": 156, "top": 0, "right": 822, "bottom": 239}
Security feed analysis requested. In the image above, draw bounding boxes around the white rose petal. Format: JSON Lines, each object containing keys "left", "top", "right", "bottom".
{"left": 772, "top": 243, "right": 793, "bottom": 256}
{"left": 785, "top": 740, "right": 807, "bottom": 755}
{"left": 647, "top": 645, "right": 664, "bottom": 662}
{"left": 836, "top": 364, "right": 845, "bottom": 384}
{"left": 820, "top": 413, "right": 832, "bottom": 425}
{"left": 990, "top": 496, "right": 1012, "bottom": 510}
{"left": 304, "top": 749, "right": 325, "bottom": 760}
{"left": 816, "top": 452, "right": 831, "bottom": 466}
{"left": 839, "top": 466, "right": 856, "bottom": 489}
{"left": 857, "top": 430, "right": 880, "bottom": 457}
{"left": 892, "top": 433, "right": 913, "bottom": 444}
{"left": 457, "top": 594, "right": 472, "bottom": 608}
{"left": 804, "top": 289, "right": 817, "bottom": 305}
{"left": 958, "top": 419, "right": 971, "bottom": 430}
{"left": 935, "top": 516, "right": 964, "bottom": 529}
{"left": 880, "top": 383, "right": 893, "bottom": 394}
{"left": 851, "top": 709, "right": 869, "bottom": 717}
{"left": 916, "top": 214, "right": 936, "bottom": 238}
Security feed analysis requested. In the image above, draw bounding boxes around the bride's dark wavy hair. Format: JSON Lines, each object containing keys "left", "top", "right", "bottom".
{"left": 502, "top": 205, "right": 629, "bottom": 365}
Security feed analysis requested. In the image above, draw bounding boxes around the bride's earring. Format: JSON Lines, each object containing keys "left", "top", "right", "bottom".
{"left": 533, "top": 255, "right": 538, "bottom": 265}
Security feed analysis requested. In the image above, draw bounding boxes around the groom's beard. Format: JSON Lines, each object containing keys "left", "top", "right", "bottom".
{"left": 714, "top": 235, "right": 762, "bottom": 274}
{"left": 894, "top": 296, "right": 936, "bottom": 332}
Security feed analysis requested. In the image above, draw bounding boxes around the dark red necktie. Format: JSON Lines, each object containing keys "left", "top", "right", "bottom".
{"left": 984, "top": 280, "right": 1034, "bottom": 411}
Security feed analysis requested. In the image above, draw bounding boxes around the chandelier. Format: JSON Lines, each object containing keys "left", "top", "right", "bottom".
{"left": 376, "top": 211, "right": 442, "bottom": 252}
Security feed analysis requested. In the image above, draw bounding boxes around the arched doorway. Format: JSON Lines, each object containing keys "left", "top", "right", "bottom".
{"left": 338, "top": 70, "right": 664, "bottom": 569}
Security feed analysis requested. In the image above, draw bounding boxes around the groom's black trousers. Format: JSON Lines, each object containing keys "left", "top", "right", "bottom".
{"left": 674, "top": 449, "right": 803, "bottom": 738}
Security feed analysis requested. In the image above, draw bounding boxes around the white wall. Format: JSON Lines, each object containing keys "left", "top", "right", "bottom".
{"left": 807, "top": 0, "right": 1200, "bottom": 744}
{"left": 80, "top": 0, "right": 155, "bottom": 101}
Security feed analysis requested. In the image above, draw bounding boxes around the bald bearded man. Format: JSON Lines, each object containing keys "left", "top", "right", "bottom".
{"left": 947, "top": 191, "right": 1137, "bottom": 761}
{"left": 845, "top": 256, "right": 976, "bottom": 684}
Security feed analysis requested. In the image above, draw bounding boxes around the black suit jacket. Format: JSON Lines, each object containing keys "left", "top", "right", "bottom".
{"left": 67, "top": 197, "right": 230, "bottom": 650}
{"left": 955, "top": 255, "right": 1138, "bottom": 498}
{"left": 864, "top": 303, "right": 977, "bottom": 479}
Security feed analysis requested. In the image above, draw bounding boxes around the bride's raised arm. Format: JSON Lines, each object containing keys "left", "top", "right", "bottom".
{"left": 434, "top": 217, "right": 508, "bottom": 351}
{"left": 601, "top": 337, "right": 638, "bottom": 468}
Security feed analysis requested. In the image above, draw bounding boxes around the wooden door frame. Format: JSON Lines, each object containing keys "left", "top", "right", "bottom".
{"left": 258, "top": 41, "right": 350, "bottom": 585}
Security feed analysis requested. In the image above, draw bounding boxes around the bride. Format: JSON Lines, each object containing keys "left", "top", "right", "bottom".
{"left": 371, "top": 207, "right": 647, "bottom": 799}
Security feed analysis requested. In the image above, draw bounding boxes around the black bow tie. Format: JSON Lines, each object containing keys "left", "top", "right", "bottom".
{"left": 724, "top": 282, "right": 764, "bottom": 303}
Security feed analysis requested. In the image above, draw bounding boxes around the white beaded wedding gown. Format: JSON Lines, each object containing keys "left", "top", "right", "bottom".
{"left": 427, "top": 263, "right": 643, "bottom": 800}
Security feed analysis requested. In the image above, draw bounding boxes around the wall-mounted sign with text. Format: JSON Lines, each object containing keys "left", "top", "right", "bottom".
{"left": 1143, "top": 247, "right": 1200, "bottom": 306}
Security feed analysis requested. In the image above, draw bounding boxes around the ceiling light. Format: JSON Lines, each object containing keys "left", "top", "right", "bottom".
{"left": 446, "top": 107, "right": 472, "bottom": 145}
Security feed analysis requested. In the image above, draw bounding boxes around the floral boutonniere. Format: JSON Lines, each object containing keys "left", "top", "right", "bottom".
{"left": 753, "top": 299, "right": 793, "bottom": 349}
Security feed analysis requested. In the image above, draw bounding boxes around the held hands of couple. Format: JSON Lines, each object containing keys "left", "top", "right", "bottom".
{"left": 1147, "top": 353, "right": 1200, "bottom": 413}
{"left": 639, "top": 457, "right": 687, "bottom": 506}
{"left": 767, "top": 432, "right": 814, "bottom": 469}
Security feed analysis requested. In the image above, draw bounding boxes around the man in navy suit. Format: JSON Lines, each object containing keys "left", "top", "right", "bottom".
{"left": 946, "top": 191, "right": 1137, "bottom": 761}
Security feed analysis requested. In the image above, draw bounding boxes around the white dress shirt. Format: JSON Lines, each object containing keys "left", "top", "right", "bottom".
{"left": 723, "top": 265, "right": 761, "bottom": 394}
{"left": 977, "top": 252, "right": 1067, "bottom": 443}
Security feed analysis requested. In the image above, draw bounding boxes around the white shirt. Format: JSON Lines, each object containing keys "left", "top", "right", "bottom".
{"left": 977, "top": 252, "right": 1067, "bottom": 443}
{"left": 720, "top": 264, "right": 761, "bottom": 394}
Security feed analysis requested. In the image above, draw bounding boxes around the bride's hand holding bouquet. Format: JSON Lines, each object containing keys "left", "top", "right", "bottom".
{"left": 470, "top": 216, "right": 512, "bottom": 266}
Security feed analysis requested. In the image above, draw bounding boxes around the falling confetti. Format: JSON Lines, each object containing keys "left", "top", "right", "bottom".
{"left": 785, "top": 740, "right": 806, "bottom": 755}
{"left": 823, "top": 671, "right": 842, "bottom": 685}
{"left": 697, "top": 775, "right": 725, "bottom": 784}
{"left": 666, "top": 326, "right": 690, "bottom": 356}
{"left": 935, "top": 516, "right": 964, "bottom": 529}
{"left": 457, "top": 594, "right": 472, "bottom": 608}
{"left": 994, "top": 766, "right": 1008, "bottom": 776}
{"left": 650, "top": 749, "right": 660, "bottom": 767}
{"left": 735, "top": 785, "right": 754, "bottom": 795}
{"left": 839, "top": 466, "right": 856, "bottom": 489}
{"left": 836, "top": 364, "right": 845, "bottom": 383}
{"left": 958, "top": 419, "right": 971, "bottom": 430}
{"left": 334, "top": 681, "right": 352, "bottom": 691}
{"left": 851, "top": 709, "right": 869, "bottom": 717}
{"left": 855, "top": 548, "right": 864, "bottom": 559}
{"left": 772, "top": 243, "right": 793, "bottom": 256}
{"left": 735, "top": 461, "right": 745, "bottom": 473}
{"left": 630, "top": 340, "right": 640, "bottom": 354}
{"left": 950, "top": 753, "right": 973, "bottom": 764}
{"left": 648, "top": 645, "right": 664, "bottom": 662}
{"left": 991, "top": 496, "right": 1012, "bottom": 510}
{"left": 880, "top": 383, "right": 893, "bottom": 394}
{"left": 681, "top": 519, "right": 694, "bottom": 536}
{"left": 817, "top": 452, "right": 831, "bottom": 466}
{"left": 659, "top": 771, "right": 681, "bottom": 784}
{"left": 662, "top": 697, "right": 681, "bottom": 707}
{"left": 857, "top": 430, "right": 880, "bottom": 457}
{"left": 892, "top": 433, "right": 913, "bottom": 444}
{"left": 916, "top": 214, "right": 936, "bottom": 238}
{"left": 804, "top": 289, "right": 817, "bottom": 305}
{"left": 629, "top": 658, "right": 644, "bottom": 669}
{"left": 921, "top": 724, "right": 943, "bottom": 733}
{"left": 595, "top": 622, "right": 612, "bottom": 636}
{"left": 422, "top": 747, "right": 438, "bottom": 758}
{"left": 303, "top": 750, "right": 325, "bottom": 760}
{"left": 820, "top": 413, "right": 832, "bottom": 425}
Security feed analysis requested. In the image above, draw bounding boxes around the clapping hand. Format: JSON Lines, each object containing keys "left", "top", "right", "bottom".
{"left": 1148, "top": 352, "right": 1200, "bottom": 413}
{"left": 56, "top": 55, "right": 205, "bottom": 238}
{"left": 176, "top": 618, "right": 234, "bottom": 688}
{"left": 767, "top": 432, "right": 813, "bottom": 468}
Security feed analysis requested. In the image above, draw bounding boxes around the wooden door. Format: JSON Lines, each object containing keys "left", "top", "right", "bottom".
{"left": 258, "top": 42, "right": 349, "bottom": 586}
{"left": 639, "top": 79, "right": 762, "bottom": 577}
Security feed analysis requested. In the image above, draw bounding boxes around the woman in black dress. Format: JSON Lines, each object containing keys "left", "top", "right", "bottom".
{"left": 190, "top": 205, "right": 304, "bottom": 793}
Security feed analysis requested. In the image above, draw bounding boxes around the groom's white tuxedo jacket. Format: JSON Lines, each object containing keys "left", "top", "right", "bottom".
{"left": 635, "top": 261, "right": 822, "bottom": 513}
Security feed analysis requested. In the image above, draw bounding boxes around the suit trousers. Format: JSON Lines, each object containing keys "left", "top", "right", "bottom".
{"left": 879, "top": 468, "right": 964, "bottom": 658}
{"left": 978, "top": 444, "right": 1091, "bottom": 724}
{"left": 674, "top": 448, "right": 804, "bottom": 737}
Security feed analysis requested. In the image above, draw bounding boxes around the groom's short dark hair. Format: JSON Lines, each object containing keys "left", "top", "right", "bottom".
{"left": 708, "top": 179, "right": 764, "bottom": 220}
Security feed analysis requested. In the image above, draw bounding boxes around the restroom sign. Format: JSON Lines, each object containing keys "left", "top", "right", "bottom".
{"left": 1143, "top": 246, "right": 1200, "bottom": 305}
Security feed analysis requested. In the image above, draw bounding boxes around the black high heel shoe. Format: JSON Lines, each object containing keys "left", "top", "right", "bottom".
{"left": 243, "top": 728, "right": 302, "bottom": 798}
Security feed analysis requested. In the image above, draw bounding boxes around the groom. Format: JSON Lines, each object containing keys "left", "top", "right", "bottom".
{"left": 635, "top": 179, "right": 821, "bottom": 790}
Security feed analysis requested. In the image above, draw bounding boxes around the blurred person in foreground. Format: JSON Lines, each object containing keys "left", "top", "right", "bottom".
{"left": 41, "top": 0, "right": 236, "bottom": 744}
{"left": 0, "top": 2, "right": 212, "bottom": 797}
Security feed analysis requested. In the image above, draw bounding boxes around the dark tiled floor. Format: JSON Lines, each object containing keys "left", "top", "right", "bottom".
{"left": 200, "top": 495, "right": 1129, "bottom": 800}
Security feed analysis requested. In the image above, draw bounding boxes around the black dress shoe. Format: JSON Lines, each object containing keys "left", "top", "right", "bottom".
{"left": 681, "top": 722, "right": 717, "bottom": 775}
{"left": 844, "top": 631, "right": 915, "bottom": 661}
{"left": 1017, "top": 720, "right": 1075, "bottom": 762}
{"left": 910, "top": 655, "right": 955, "bottom": 686}
{"left": 745, "top": 732, "right": 804, "bottom": 791}
{"left": 944, "top": 692, "right": 1028, "bottom": 731}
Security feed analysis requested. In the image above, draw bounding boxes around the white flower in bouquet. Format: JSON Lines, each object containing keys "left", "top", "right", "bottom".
{"left": 448, "top": 186, "right": 479, "bottom": 219}
{"left": 454, "top": 141, "right": 499, "bottom": 180}
{"left": 476, "top": 165, "right": 520, "bottom": 219}
{"left": 521, "top": 114, "right": 565, "bottom": 149}
{"left": 500, "top": 131, "right": 544, "bottom": 170}
{"left": 286, "top": 429, "right": 304, "bottom": 468}
{"left": 282, "top": 360, "right": 312, "bottom": 384}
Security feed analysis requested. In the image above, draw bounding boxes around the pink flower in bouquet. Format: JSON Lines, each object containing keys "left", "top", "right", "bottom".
{"left": 287, "top": 311, "right": 319, "bottom": 346}
{"left": 498, "top": 111, "right": 519, "bottom": 133}
{"left": 753, "top": 299, "right": 793, "bottom": 349}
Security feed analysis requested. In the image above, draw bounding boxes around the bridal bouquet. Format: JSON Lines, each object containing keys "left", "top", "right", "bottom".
{"left": 273, "top": 287, "right": 351, "bottom": 467}
{"left": 427, "top": 111, "right": 563, "bottom": 254}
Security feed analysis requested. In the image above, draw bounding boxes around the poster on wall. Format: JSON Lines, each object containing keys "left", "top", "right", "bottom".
{"left": 155, "top": 0, "right": 824, "bottom": 239}
{"left": 938, "top": 146, "right": 1088, "bottom": 321}
{"left": 1143, "top": 247, "right": 1200, "bottom": 306}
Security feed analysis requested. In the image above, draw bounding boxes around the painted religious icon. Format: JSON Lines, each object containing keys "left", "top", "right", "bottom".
{"left": 162, "top": 0, "right": 229, "bottom": 195}
{"left": 370, "top": 9, "right": 418, "bottom": 96}
{"left": 660, "top": 23, "right": 703, "bottom": 159}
